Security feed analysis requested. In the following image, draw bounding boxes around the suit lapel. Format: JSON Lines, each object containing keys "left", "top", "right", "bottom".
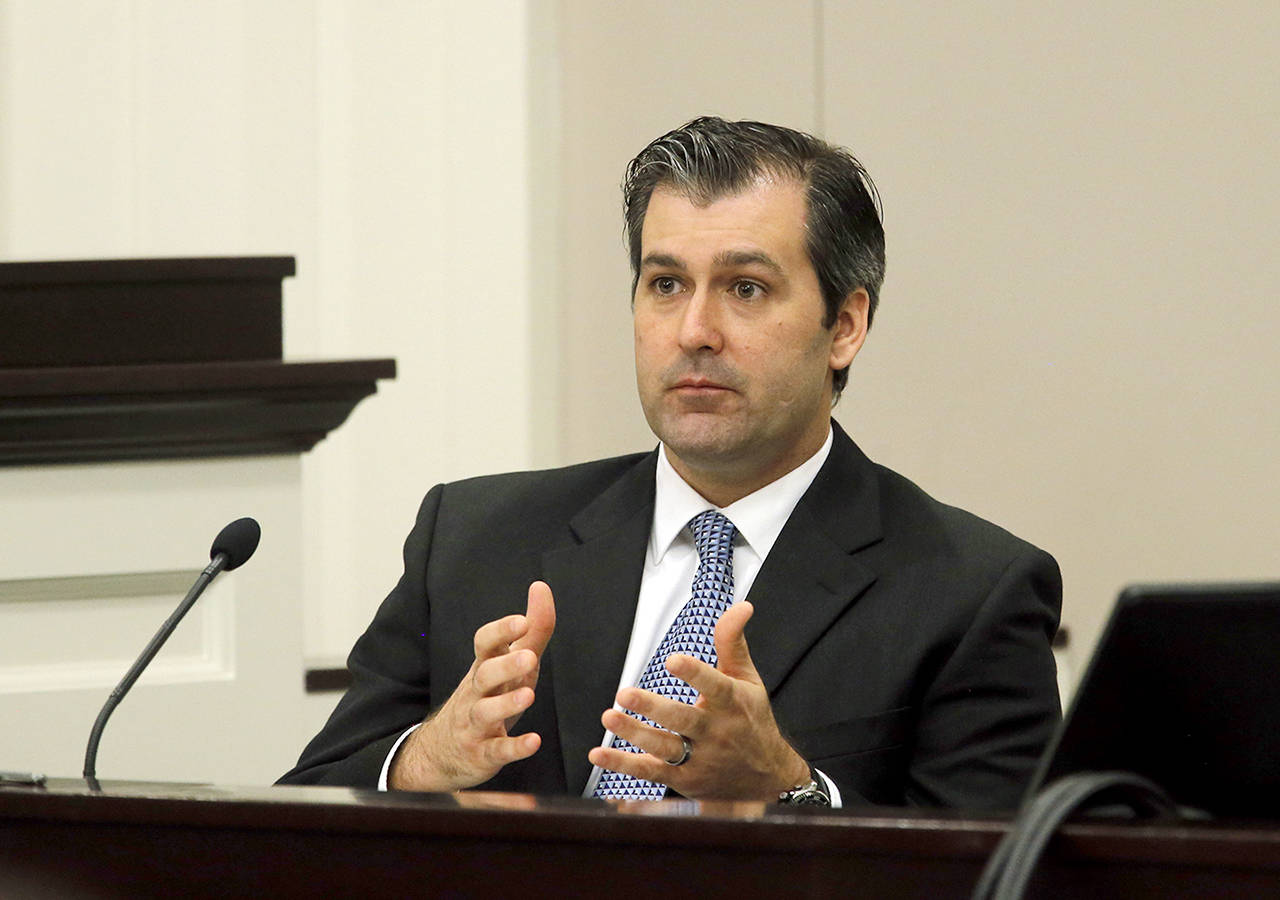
{"left": 542, "top": 451, "right": 657, "bottom": 794}
{"left": 744, "top": 423, "right": 884, "bottom": 694}
{"left": 538, "top": 425, "right": 881, "bottom": 791}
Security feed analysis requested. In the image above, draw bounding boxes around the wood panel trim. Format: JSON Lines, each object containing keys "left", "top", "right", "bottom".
{"left": 304, "top": 667, "right": 353, "bottom": 694}
{"left": 0, "top": 359, "right": 396, "bottom": 467}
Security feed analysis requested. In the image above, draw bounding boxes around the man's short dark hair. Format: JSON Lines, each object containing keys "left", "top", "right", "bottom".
{"left": 623, "top": 116, "right": 886, "bottom": 398}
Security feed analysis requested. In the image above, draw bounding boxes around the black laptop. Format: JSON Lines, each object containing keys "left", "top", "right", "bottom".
{"left": 1026, "top": 581, "right": 1280, "bottom": 818}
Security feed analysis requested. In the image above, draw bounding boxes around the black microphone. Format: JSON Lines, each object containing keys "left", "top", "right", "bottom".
{"left": 83, "top": 517, "right": 261, "bottom": 785}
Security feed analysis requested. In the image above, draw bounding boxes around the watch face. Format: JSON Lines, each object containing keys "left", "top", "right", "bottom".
{"left": 780, "top": 781, "right": 831, "bottom": 806}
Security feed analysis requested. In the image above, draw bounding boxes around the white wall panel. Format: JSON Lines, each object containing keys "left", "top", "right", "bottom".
{"left": 0, "top": 0, "right": 546, "bottom": 674}
{"left": 0, "top": 0, "right": 470, "bottom": 779}
{"left": 0, "top": 0, "right": 138, "bottom": 254}
{"left": 302, "top": 0, "right": 543, "bottom": 659}
{"left": 0, "top": 571, "right": 233, "bottom": 695}
{"left": 0, "top": 457, "right": 309, "bottom": 785}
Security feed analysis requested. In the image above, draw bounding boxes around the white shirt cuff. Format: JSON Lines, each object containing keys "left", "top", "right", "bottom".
{"left": 378, "top": 723, "right": 421, "bottom": 791}
{"left": 813, "top": 767, "right": 843, "bottom": 808}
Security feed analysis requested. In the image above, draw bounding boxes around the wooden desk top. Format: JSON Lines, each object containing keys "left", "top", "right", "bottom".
{"left": 4, "top": 779, "right": 1279, "bottom": 898}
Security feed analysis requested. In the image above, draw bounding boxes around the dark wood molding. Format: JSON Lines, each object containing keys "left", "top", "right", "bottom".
{"left": 0, "top": 358, "right": 396, "bottom": 467}
{"left": 0, "top": 256, "right": 296, "bottom": 286}
{"left": 1, "top": 256, "right": 295, "bottom": 368}
{"left": 304, "top": 666, "right": 353, "bottom": 694}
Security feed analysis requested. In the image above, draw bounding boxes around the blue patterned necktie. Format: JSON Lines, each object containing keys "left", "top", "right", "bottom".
{"left": 594, "top": 509, "right": 737, "bottom": 800}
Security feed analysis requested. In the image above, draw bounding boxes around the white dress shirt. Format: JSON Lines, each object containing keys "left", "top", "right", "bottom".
{"left": 383, "top": 427, "right": 839, "bottom": 804}
{"left": 580, "top": 428, "right": 839, "bottom": 804}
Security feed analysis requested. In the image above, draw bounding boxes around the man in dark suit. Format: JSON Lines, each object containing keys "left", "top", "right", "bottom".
{"left": 280, "top": 117, "right": 1061, "bottom": 808}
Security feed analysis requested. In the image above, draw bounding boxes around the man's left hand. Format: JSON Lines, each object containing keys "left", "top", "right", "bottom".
{"left": 587, "top": 601, "right": 810, "bottom": 800}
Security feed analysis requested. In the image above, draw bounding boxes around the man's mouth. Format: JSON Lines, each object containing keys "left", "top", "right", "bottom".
{"left": 671, "top": 378, "right": 730, "bottom": 391}
{"left": 669, "top": 380, "right": 737, "bottom": 403}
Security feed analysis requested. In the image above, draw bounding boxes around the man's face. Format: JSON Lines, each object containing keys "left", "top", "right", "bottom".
{"left": 633, "top": 177, "right": 867, "bottom": 503}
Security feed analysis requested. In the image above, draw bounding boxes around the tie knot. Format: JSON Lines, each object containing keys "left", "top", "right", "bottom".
{"left": 689, "top": 510, "right": 735, "bottom": 563}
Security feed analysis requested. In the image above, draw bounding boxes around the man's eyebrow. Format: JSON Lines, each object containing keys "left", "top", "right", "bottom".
{"left": 713, "top": 249, "right": 784, "bottom": 275}
{"left": 639, "top": 252, "right": 684, "bottom": 270}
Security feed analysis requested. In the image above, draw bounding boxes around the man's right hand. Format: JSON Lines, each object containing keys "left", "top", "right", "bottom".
{"left": 388, "top": 581, "right": 556, "bottom": 791}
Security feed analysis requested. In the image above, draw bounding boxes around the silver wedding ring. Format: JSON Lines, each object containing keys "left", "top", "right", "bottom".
{"left": 667, "top": 733, "right": 692, "bottom": 767}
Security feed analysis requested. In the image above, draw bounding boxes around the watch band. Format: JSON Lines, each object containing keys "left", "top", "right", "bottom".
{"left": 777, "top": 763, "right": 832, "bottom": 806}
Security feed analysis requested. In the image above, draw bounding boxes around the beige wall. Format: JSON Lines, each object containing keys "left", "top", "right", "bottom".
{"left": 817, "top": 1, "right": 1280, "bottom": 677}
{"left": 553, "top": 1, "right": 1280, "bottom": 680}
{"left": 551, "top": 1, "right": 823, "bottom": 461}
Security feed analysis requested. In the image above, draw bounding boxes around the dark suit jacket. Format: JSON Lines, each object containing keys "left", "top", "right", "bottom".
{"left": 280, "top": 422, "right": 1061, "bottom": 809}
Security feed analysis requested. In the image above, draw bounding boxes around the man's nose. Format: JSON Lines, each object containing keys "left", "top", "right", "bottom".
{"left": 677, "top": 289, "right": 724, "bottom": 354}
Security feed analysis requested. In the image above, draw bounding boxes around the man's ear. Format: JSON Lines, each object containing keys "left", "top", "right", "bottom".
{"left": 829, "top": 288, "right": 870, "bottom": 371}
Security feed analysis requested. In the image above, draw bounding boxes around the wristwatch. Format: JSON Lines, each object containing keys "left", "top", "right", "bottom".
{"left": 777, "top": 763, "right": 832, "bottom": 806}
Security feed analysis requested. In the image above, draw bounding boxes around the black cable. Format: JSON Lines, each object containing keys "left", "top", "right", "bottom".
{"left": 971, "top": 771, "right": 1178, "bottom": 900}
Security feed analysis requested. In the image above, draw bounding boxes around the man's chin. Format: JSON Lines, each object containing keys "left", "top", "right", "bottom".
{"left": 657, "top": 427, "right": 748, "bottom": 470}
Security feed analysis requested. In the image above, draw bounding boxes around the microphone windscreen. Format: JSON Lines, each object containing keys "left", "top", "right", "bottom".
{"left": 210, "top": 517, "right": 261, "bottom": 570}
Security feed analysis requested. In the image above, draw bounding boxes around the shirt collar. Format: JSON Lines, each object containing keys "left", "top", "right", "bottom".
{"left": 650, "top": 426, "right": 834, "bottom": 563}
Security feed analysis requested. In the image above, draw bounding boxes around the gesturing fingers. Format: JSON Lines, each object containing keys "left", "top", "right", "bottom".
{"left": 663, "top": 652, "right": 737, "bottom": 707}
{"left": 588, "top": 599, "right": 807, "bottom": 801}
{"left": 452, "top": 722, "right": 541, "bottom": 772}
{"left": 472, "top": 686, "right": 536, "bottom": 731}
{"left": 589, "top": 708, "right": 691, "bottom": 785}
{"left": 589, "top": 742, "right": 684, "bottom": 786}
{"left": 615, "top": 687, "right": 702, "bottom": 738}
{"left": 473, "top": 612, "right": 529, "bottom": 661}
{"left": 514, "top": 581, "right": 556, "bottom": 656}
{"left": 712, "top": 601, "right": 762, "bottom": 683}
{"left": 472, "top": 648, "right": 538, "bottom": 696}
{"left": 391, "top": 584, "right": 557, "bottom": 794}
{"left": 472, "top": 582, "right": 556, "bottom": 668}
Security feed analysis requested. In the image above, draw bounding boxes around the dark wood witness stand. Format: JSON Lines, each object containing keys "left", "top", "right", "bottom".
{"left": 2, "top": 780, "right": 1280, "bottom": 898}
{"left": 0, "top": 257, "right": 395, "bottom": 465}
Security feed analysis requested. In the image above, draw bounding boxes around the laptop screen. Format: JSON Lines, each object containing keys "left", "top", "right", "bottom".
{"left": 1026, "top": 582, "right": 1280, "bottom": 818}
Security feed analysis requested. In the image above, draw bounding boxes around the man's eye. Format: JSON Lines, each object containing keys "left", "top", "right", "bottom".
{"left": 733, "top": 281, "right": 763, "bottom": 300}
{"left": 653, "top": 276, "right": 679, "bottom": 294}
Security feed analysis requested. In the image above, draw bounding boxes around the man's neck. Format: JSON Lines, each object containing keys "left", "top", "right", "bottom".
{"left": 662, "top": 424, "right": 833, "bottom": 508}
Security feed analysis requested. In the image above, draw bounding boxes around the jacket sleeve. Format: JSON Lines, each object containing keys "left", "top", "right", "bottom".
{"left": 903, "top": 545, "right": 1063, "bottom": 809}
{"left": 276, "top": 487, "right": 444, "bottom": 787}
